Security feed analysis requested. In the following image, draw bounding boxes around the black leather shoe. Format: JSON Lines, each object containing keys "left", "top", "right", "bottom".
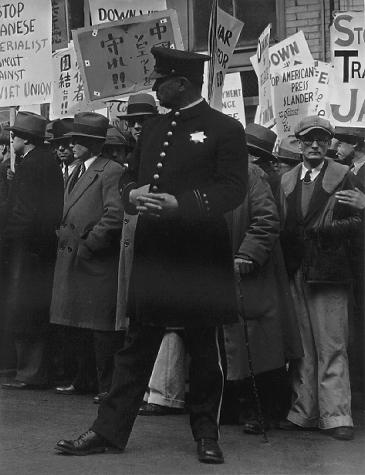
{"left": 139, "top": 402, "right": 185, "bottom": 416}
{"left": 197, "top": 438, "right": 224, "bottom": 464}
{"left": 55, "top": 430, "right": 114, "bottom": 455}
{"left": 2, "top": 381, "right": 47, "bottom": 390}
{"left": 243, "top": 419, "right": 271, "bottom": 435}
{"left": 327, "top": 426, "right": 354, "bottom": 441}
{"left": 93, "top": 392, "right": 108, "bottom": 404}
{"left": 54, "top": 384, "right": 85, "bottom": 395}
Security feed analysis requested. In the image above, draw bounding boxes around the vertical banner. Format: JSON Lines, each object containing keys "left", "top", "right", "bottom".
{"left": 254, "top": 24, "right": 274, "bottom": 127}
{"left": 207, "top": 5, "right": 244, "bottom": 111}
{"left": 52, "top": 0, "right": 69, "bottom": 51}
{"left": 73, "top": 10, "right": 183, "bottom": 103}
{"left": 0, "top": 0, "right": 53, "bottom": 106}
{"left": 330, "top": 11, "right": 365, "bottom": 127}
{"left": 88, "top": 0, "right": 167, "bottom": 25}
{"left": 222, "top": 72, "right": 245, "bottom": 127}
{"left": 50, "top": 44, "right": 87, "bottom": 119}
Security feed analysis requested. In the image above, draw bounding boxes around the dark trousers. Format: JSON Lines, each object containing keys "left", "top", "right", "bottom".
{"left": 67, "top": 328, "right": 125, "bottom": 393}
{"left": 13, "top": 332, "right": 50, "bottom": 385}
{"left": 92, "top": 324, "right": 224, "bottom": 449}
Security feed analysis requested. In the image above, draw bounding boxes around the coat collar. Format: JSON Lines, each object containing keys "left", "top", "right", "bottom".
{"left": 281, "top": 158, "right": 349, "bottom": 197}
{"left": 167, "top": 99, "right": 210, "bottom": 122}
{"left": 63, "top": 156, "right": 110, "bottom": 218}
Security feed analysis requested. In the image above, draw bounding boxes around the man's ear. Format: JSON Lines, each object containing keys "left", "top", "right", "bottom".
{"left": 178, "top": 76, "right": 190, "bottom": 91}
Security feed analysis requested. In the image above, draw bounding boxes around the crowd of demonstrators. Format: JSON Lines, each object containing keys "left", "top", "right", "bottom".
{"left": 0, "top": 46, "right": 363, "bottom": 466}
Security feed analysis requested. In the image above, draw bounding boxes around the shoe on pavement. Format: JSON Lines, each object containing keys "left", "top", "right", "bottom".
{"left": 243, "top": 419, "right": 271, "bottom": 435}
{"left": 138, "top": 402, "right": 185, "bottom": 416}
{"left": 197, "top": 438, "right": 224, "bottom": 464}
{"left": 2, "top": 381, "right": 48, "bottom": 390}
{"left": 327, "top": 426, "right": 354, "bottom": 441}
{"left": 55, "top": 430, "right": 116, "bottom": 455}
{"left": 93, "top": 392, "right": 108, "bottom": 404}
{"left": 54, "top": 384, "right": 86, "bottom": 395}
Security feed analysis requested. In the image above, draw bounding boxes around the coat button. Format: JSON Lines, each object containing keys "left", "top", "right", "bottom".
{"left": 153, "top": 174, "right": 160, "bottom": 180}
{"left": 160, "top": 152, "right": 166, "bottom": 158}
{"left": 67, "top": 247, "right": 72, "bottom": 252}
{"left": 167, "top": 131, "right": 173, "bottom": 136}
{"left": 157, "top": 162, "right": 163, "bottom": 169}
{"left": 124, "top": 240, "right": 130, "bottom": 247}
{"left": 171, "top": 121, "right": 177, "bottom": 127}
{"left": 163, "top": 141, "right": 169, "bottom": 147}
{"left": 174, "top": 111, "right": 180, "bottom": 117}
{"left": 152, "top": 185, "right": 159, "bottom": 192}
{"left": 124, "top": 218, "right": 129, "bottom": 224}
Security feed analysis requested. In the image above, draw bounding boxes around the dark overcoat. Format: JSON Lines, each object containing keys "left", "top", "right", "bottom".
{"left": 121, "top": 100, "right": 248, "bottom": 327}
{"left": 224, "top": 165, "right": 303, "bottom": 379}
{"left": 50, "top": 156, "right": 124, "bottom": 331}
{"left": 3, "top": 145, "right": 64, "bottom": 333}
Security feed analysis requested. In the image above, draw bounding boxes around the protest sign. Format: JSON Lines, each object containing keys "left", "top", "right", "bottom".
{"left": 50, "top": 44, "right": 88, "bottom": 120}
{"left": 330, "top": 11, "right": 365, "bottom": 126}
{"left": 222, "top": 72, "right": 245, "bottom": 127}
{"left": 0, "top": 0, "right": 53, "bottom": 106}
{"left": 272, "top": 60, "right": 331, "bottom": 139}
{"left": 251, "top": 31, "right": 313, "bottom": 74}
{"left": 73, "top": 10, "right": 183, "bottom": 103}
{"left": 89, "top": 0, "right": 167, "bottom": 25}
{"left": 52, "top": 0, "right": 69, "bottom": 51}
{"left": 207, "top": 5, "right": 244, "bottom": 111}
{"left": 255, "top": 24, "right": 274, "bottom": 127}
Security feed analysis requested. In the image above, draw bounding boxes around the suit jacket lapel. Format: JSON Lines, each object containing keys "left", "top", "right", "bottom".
{"left": 63, "top": 156, "right": 108, "bottom": 219}
{"left": 303, "top": 161, "right": 328, "bottom": 225}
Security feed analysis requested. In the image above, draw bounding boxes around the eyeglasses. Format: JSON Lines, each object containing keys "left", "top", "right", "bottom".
{"left": 301, "top": 137, "right": 330, "bottom": 146}
{"left": 126, "top": 117, "right": 146, "bottom": 128}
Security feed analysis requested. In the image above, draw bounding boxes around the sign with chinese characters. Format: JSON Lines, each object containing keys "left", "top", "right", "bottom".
{"left": 73, "top": 10, "right": 183, "bottom": 103}
{"left": 0, "top": 0, "right": 53, "bottom": 106}
{"left": 88, "top": 0, "right": 167, "bottom": 25}
{"left": 272, "top": 60, "right": 331, "bottom": 139}
{"left": 52, "top": 0, "right": 69, "bottom": 51}
{"left": 207, "top": 5, "right": 244, "bottom": 111}
{"left": 254, "top": 24, "right": 274, "bottom": 127}
{"left": 330, "top": 11, "right": 365, "bottom": 126}
{"left": 50, "top": 44, "right": 87, "bottom": 119}
{"left": 222, "top": 72, "right": 245, "bottom": 127}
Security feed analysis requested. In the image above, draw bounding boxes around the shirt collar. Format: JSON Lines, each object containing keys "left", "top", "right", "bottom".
{"left": 300, "top": 161, "right": 325, "bottom": 181}
{"left": 351, "top": 156, "right": 365, "bottom": 174}
{"left": 84, "top": 155, "right": 98, "bottom": 171}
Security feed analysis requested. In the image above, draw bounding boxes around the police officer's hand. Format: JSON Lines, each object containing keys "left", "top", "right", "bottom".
{"left": 129, "top": 185, "right": 153, "bottom": 207}
{"left": 136, "top": 193, "right": 179, "bottom": 218}
{"left": 336, "top": 188, "right": 365, "bottom": 210}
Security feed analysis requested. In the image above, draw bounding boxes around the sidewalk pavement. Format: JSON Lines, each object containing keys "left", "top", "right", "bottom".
{"left": 0, "top": 384, "right": 364, "bottom": 475}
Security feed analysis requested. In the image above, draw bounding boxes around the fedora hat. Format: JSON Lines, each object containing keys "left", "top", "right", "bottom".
{"left": 104, "top": 126, "right": 128, "bottom": 146}
{"left": 276, "top": 136, "right": 301, "bottom": 163}
{"left": 334, "top": 126, "right": 365, "bottom": 145}
{"left": 65, "top": 112, "right": 109, "bottom": 140}
{"left": 246, "top": 123, "right": 277, "bottom": 160}
{"left": 118, "top": 93, "right": 157, "bottom": 119}
{"left": 6, "top": 111, "right": 47, "bottom": 139}
{"left": 49, "top": 118, "right": 74, "bottom": 143}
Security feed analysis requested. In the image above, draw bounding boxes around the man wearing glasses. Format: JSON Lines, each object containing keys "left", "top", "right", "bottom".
{"left": 279, "top": 116, "right": 361, "bottom": 440}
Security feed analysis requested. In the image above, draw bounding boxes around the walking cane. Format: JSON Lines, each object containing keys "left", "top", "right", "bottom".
{"left": 235, "top": 270, "right": 269, "bottom": 443}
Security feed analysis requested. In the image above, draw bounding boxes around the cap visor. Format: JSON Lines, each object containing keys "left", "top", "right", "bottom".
{"left": 297, "top": 126, "right": 333, "bottom": 137}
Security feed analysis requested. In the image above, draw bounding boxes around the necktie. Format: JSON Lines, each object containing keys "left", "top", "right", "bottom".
{"left": 303, "top": 170, "right": 311, "bottom": 183}
{"left": 63, "top": 164, "right": 69, "bottom": 182}
{"left": 69, "top": 162, "right": 86, "bottom": 192}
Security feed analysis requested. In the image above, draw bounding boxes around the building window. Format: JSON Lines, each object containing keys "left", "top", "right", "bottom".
{"left": 190, "top": 0, "right": 279, "bottom": 51}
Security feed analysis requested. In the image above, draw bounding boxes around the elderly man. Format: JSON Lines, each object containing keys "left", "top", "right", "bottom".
{"left": 56, "top": 47, "right": 247, "bottom": 464}
{"left": 1, "top": 112, "right": 64, "bottom": 390}
{"left": 279, "top": 116, "right": 361, "bottom": 440}
{"left": 50, "top": 112, "right": 125, "bottom": 401}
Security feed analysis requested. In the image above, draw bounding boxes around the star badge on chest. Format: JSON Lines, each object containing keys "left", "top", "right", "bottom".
{"left": 190, "top": 131, "right": 207, "bottom": 143}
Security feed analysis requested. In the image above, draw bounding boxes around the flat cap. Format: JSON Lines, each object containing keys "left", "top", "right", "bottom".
{"left": 294, "top": 115, "right": 334, "bottom": 138}
{"left": 150, "top": 47, "right": 210, "bottom": 84}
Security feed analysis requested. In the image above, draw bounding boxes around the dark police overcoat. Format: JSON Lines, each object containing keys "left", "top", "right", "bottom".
{"left": 121, "top": 100, "right": 248, "bottom": 328}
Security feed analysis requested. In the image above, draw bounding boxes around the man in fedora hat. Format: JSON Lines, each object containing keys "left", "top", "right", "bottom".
{"left": 118, "top": 92, "right": 158, "bottom": 143}
{"left": 102, "top": 126, "right": 129, "bottom": 167}
{"left": 279, "top": 116, "right": 361, "bottom": 440}
{"left": 1, "top": 111, "right": 64, "bottom": 390}
{"left": 56, "top": 47, "right": 247, "bottom": 464}
{"left": 50, "top": 112, "right": 125, "bottom": 402}
{"left": 49, "top": 118, "right": 79, "bottom": 183}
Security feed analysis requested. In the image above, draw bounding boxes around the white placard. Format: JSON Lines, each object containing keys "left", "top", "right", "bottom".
{"left": 88, "top": 0, "right": 166, "bottom": 25}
